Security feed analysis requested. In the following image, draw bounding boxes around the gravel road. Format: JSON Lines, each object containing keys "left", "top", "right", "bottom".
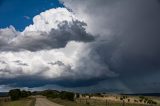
{"left": 35, "top": 97, "right": 63, "bottom": 106}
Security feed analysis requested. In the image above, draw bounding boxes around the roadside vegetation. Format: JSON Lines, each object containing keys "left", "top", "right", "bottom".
{"left": 45, "top": 92, "right": 158, "bottom": 106}
{"left": 0, "top": 89, "right": 35, "bottom": 106}
{"left": 49, "top": 97, "right": 158, "bottom": 106}
{"left": 0, "top": 98, "right": 35, "bottom": 106}
{"left": 9, "top": 89, "right": 31, "bottom": 100}
{"left": 41, "top": 90, "right": 159, "bottom": 106}
{"left": 42, "top": 90, "right": 75, "bottom": 101}
{"left": 0, "top": 89, "right": 159, "bottom": 106}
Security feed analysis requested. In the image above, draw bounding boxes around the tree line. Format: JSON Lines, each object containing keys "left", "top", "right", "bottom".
{"left": 9, "top": 89, "right": 31, "bottom": 100}
{"left": 41, "top": 90, "right": 76, "bottom": 101}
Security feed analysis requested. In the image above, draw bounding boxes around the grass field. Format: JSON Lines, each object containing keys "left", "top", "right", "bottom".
{"left": 49, "top": 98, "right": 154, "bottom": 106}
{"left": 0, "top": 98, "right": 35, "bottom": 106}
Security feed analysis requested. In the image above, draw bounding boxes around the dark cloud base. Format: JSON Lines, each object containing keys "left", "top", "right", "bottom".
{"left": 0, "top": 76, "right": 107, "bottom": 88}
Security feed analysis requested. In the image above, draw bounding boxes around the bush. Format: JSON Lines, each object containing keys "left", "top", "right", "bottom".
{"left": 9, "top": 89, "right": 21, "bottom": 100}
{"left": 139, "top": 99, "right": 142, "bottom": 102}
{"left": 123, "top": 96, "right": 127, "bottom": 99}
{"left": 76, "top": 93, "right": 80, "bottom": 98}
{"left": 60, "top": 91, "right": 75, "bottom": 101}
{"left": 42, "top": 90, "right": 75, "bottom": 101}
{"left": 120, "top": 97, "right": 123, "bottom": 100}
{"left": 21, "top": 90, "right": 31, "bottom": 98}
{"left": 42, "top": 90, "right": 59, "bottom": 98}
{"left": 139, "top": 96, "right": 145, "bottom": 100}
{"left": 128, "top": 99, "right": 130, "bottom": 102}
{"left": 9, "top": 89, "right": 31, "bottom": 101}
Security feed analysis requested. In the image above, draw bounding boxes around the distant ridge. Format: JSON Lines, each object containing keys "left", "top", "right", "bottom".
{"left": 124, "top": 93, "right": 160, "bottom": 97}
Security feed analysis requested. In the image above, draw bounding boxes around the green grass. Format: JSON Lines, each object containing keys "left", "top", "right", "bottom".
{"left": 0, "top": 98, "right": 35, "bottom": 106}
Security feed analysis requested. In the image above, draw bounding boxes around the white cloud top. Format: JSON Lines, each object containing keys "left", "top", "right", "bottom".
{"left": 23, "top": 8, "right": 78, "bottom": 33}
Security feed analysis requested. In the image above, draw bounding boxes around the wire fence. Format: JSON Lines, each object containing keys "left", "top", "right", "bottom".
{"left": 76, "top": 98, "right": 155, "bottom": 106}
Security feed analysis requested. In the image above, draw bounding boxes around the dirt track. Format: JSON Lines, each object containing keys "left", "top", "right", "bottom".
{"left": 35, "top": 97, "right": 63, "bottom": 106}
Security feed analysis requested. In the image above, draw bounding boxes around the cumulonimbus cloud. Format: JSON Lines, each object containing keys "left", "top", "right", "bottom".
{"left": 0, "top": 7, "right": 117, "bottom": 89}
{"left": 60, "top": 0, "right": 160, "bottom": 92}
{"left": 1, "top": 0, "right": 160, "bottom": 93}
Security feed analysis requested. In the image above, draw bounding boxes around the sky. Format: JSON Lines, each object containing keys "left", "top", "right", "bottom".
{"left": 0, "top": 0, "right": 160, "bottom": 93}
{"left": 0, "top": 0, "right": 63, "bottom": 31}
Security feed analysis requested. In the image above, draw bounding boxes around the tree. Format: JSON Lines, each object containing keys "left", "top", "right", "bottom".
{"left": 9, "top": 89, "right": 21, "bottom": 100}
{"left": 21, "top": 90, "right": 31, "bottom": 98}
{"left": 76, "top": 93, "right": 80, "bottom": 98}
{"left": 128, "top": 99, "right": 130, "bottom": 102}
{"left": 120, "top": 97, "right": 123, "bottom": 101}
{"left": 42, "top": 90, "right": 59, "bottom": 98}
{"left": 139, "top": 99, "right": 142, "bottom": 102}
{"left": 60, "top": 91, "right": 75, "bottom": 101}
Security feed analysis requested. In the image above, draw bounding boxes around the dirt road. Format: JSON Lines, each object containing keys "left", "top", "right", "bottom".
{"left": 35, "top": 97, "right": 63, "bottom": 106}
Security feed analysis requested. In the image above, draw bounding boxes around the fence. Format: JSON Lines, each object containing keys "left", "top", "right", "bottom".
{"left": 76, "top": 98, "right": 155, "bottom": 106}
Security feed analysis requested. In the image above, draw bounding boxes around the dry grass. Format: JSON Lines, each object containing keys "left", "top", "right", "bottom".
{"left": 0, "top": 97, "right": 35, "bottom": 106}
{"left": 48, "top": 98, "right": 155, "bottom": 106}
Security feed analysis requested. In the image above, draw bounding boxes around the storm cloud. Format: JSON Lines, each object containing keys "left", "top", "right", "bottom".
{"left": 0, "top": 0, "right": 160, "bottom": 93}
{"left": 61, "top": 0, "right": 160, "bottom": 92}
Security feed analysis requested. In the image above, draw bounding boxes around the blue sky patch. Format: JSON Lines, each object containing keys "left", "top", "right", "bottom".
{"left": 0, "top": 0, "right": 63, "bottom": 31}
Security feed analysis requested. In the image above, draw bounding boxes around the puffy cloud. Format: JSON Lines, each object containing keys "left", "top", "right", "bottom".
{"left": 23, "top": 8, "right": 78, "bottom": 33}
{"left": 0, "top": 41, "right": 83, "bottom": 79}
{"left": 0, "top": 7, "right": 103, "bottom": 88}
{"left": 0, "top": 41, "right": 117, "bottom": 88}
{"left": 12, "top": 20, "right": 94, "bottom": 51}
{"left": 0, "top": 26, "right": 18, "bottom": 48}
{"left": 0, "top": 8, "right": 94, "bottom": 51}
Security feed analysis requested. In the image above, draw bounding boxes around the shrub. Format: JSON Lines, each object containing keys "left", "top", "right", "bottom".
{"left": 42, "top": 90, "right": 59, "bottom": 98}
{"left": 9, "top": 89, "right": 21, "bottom": 100}
{"left": 21, "top": 90, "right": 31, "bottom": 98}
{"left": 76, "top": 93, "right": 80, "bottom": 98}
{"left": 128, "top": 99, "right": 130, "bottom": 102}
{"left": 9, "top": 89, "right": 31, "bottom": 101}
{"left": 60, "top": 91, "right": 75, "bottom": 101}
{"left": 120, "top": 97, "right": 123, "bottom": 100}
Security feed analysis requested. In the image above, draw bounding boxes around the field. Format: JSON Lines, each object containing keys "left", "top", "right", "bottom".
{"left": 49, "top": 98, "right": 153, "bottom": 106}
{"left": 1, "top": 92, "right": 160, "bottom": 106}
{"left": 0, "top": 97, "right": 35, "bottom": 106}
{"left": 49, "top": 95, "right": 160, "bottom": 106}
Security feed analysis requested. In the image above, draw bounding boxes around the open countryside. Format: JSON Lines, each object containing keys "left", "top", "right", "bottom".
{"left": 0, "top": 89, "right": 160, "bottom": 106}
{"left": 0, "top": 0, "right": 160, "bottom": 106}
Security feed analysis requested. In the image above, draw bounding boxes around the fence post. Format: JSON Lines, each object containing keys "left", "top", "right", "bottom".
{"left": 86, "top": 98, "right": 87, "bottom": 104}
{"left": 106, "top": 99, "right": 108, "bottom": 106}
{"left": 122, "top": 100, "right": 125, "bottom": 106}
